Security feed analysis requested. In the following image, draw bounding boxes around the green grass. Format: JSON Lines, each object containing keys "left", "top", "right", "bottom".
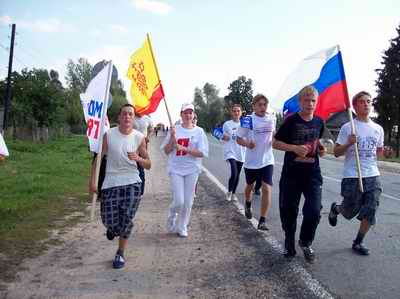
{"left": 0, "top": 135, "right": 92, "bottom": 287}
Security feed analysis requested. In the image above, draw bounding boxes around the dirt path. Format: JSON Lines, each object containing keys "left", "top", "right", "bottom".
{"left": 2, "top": 139, "right": 323, "bottom": 299}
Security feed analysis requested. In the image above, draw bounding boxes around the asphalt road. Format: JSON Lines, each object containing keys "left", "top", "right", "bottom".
{"left": 204, "top": 134, "right": 400, "bottom": 299}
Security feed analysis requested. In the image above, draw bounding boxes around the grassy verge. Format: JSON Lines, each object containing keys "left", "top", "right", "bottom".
{"left": 0, "top": 135, "right": 92, "bottom": 288}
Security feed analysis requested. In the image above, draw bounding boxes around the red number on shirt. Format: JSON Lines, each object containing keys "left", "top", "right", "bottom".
{"left": 176, "top": 138, "right": 190, "bottom": 156}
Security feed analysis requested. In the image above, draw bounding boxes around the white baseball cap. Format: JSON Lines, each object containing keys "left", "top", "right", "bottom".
{"left": 181, "top": 103, "right": 194, "bottom": 112}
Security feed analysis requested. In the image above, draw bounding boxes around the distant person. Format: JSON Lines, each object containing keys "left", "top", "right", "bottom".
{"left": 155, "top": 127, "right": 158, "bottom": 137}
{"left": 0, "top": 132, "right": 9, "bottom": 161}
{"left": 161, "top": 103, "right": 209, "bottom": 238}
{"left": 329, "top": 91, "right": 384, "bottom": 256}
{"left": 222, "top": 104, "right": 245, "bottom": 201}
{"left": 237, "top": 94, "right": 276, "bottom": 231}
{"left": 89, "top": 104, "right": 151, "bottom": 269}
{"left": 133, "top": 112, "right": 154, "bottom": 196}
{"left": 273, "top": 85, "right": 326, "bottom": 263}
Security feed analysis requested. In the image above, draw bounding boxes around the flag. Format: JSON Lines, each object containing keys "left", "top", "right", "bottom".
{"left": 127, "top": 34, "right": 165, "bottom": 115}
{"left": 80, "top": 62, "right": 113, "bottom": 153}
{"left": 277, "top": 45, "right": 350, "bottom": 120}
{"left": 240, "top": 115, "right": 253, "bottom": 130}
{"left": 212, "top": 127, "right": 224, "bottom": 140}
{"left": 0, "top": 133, "right": 9, "bottom": 157}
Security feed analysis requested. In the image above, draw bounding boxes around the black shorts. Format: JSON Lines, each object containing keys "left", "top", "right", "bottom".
{"left": 244, "top": 165, "right": 273, "bottom": 186}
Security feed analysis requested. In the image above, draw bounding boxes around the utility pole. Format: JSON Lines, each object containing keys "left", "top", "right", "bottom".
{"left": 2, "top": 23, "right": 16, "bottom": 132}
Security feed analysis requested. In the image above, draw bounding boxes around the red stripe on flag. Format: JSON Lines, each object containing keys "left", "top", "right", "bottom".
{"left": 315, "top": 80, "right": 350, "bottom": 120}
{"left": 136, "top": 83, "right": 165, "bottom": 114}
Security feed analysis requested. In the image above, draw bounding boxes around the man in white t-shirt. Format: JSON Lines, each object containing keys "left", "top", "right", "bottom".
{"left": 89, "top": 104, "right": 151, "bottom": 269}
{"left": 222, "top": 104, "right": 245, "bottom": 201}
{"left": 237, "top": 94, "right": 276, "bottom": 231}
{"left": 329, "top": 91, "right": 384, "bottom": 256}
{"left": 133, "top": 112, "right": 154, "bottom": 195}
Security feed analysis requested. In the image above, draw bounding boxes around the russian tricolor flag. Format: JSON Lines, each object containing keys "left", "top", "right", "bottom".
{"left": 277, "top": 45, "right": 351, "bottom": 120}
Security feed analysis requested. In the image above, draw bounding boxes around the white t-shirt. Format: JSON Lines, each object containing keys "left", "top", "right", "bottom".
{"left": 336, "top": 119, "right": 384, "bottom": 178}
{"left": 161, "top": 125, "right": 209, "bottom": 176}
{"left": 133, "top": 115, "right": 153, "bottom": 137}
{"left": 102, "top": 127, "right": 144, "bottom": 189}
{"left": 237, "top": 112, "right": 276, "bottom": 169}
{"left": 222, "top": 120, "right": 245, "bottom": 162}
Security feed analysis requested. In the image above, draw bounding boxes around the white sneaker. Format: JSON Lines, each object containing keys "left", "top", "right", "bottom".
{"left": 226, "top": 192, "right": 232, "bottom": 201}
{"left": 177, "top": 230, "right": 188, "bottom": 238}
{"left": 231, "top": 194, "right": 238, "bottom": 201}
{"left": 167, "top": 213, "right": 177, "bottom": 233}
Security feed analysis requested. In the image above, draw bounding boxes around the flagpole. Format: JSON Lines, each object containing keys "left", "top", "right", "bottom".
{"left": 337, "top": 45, "right": 364, "bottom": 192}
{"left": 90, "top": 61, "right": 114, "bottom": 221}
{"left": 146, "top": 33, "right": 173, "bottom": 127}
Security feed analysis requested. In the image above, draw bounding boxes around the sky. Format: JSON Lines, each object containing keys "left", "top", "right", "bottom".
{"left": 0, "top": 0, "right": 399, "bottom": 125}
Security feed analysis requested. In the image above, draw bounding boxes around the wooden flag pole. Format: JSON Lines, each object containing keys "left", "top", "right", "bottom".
{"left": 347, "top": 108, "right": 364, "bottom": 193}
{"left": 146, "top": 33, "right": 173, "bottom": 127}
{"left": 337, "top": 45, "right": 364, "bottom": 192}
{"left": 90, "top": 61, "right": 114, "bottom": 221}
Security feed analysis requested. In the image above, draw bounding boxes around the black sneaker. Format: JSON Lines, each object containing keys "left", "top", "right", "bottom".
{"left": 254, "top": 189, "right": 261, "bottom": 196}
{"left": 284, "top": 237, "right": 296, "bottom": 258}
{"left": 257, "top": 221, "right": 269, "bottom": 231}
{"left": 298, "top": 240, "right": 315, "bottom": 263}
{"left": 328, "top": 202, "right": 338, "bottom": 227}
{"left": 244, "top": 203, "right": 252, "bottom": 219}
{"left": 352, "top": 242, "right": 370, "bottom": 256}
{"left": 112, "top": 254, "right": 125, "bottom": 269}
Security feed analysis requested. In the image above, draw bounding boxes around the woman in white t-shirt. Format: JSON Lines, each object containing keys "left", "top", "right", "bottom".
{"left": 161, "top": 103, "right": 209, "bottom": 237}
{"left": 222, "top": 104, "right": 245, "bottom": 201}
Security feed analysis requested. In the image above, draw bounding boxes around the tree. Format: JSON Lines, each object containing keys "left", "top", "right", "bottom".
{"left": 65, "top": 58, "right": 92, "bottom": 92}
{"left": 193, "top": 84, "right": 225, "bottom": 132}
{"left": 374, "top": 25, "right": 400, "bottom": 156}
{"left": 2, "top": 68, "right": 64, "bottom": 140}
{"left": 224, "top": 76, "right": 253, "bottom": 114}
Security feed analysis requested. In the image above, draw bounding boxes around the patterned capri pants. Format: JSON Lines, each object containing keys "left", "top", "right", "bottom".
{"left": 100, "top": 183, "right": 142, "bottom": 239}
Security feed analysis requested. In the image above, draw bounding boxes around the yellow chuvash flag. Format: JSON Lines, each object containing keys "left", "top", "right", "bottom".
{"left": 127, "top": 34, "right": 165, "bottom": 114}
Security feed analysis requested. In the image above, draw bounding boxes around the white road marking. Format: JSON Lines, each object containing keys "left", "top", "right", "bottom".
{"left": 202, "top": 165, "right": 335, "bottom": 299}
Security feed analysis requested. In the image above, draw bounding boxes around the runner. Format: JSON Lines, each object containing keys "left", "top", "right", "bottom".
{"left": 89, "top": 104, "right": 151, "bottom": 269}
{"left": 222, "top": 104, "right": 245, "bottom": 201}
{"left": 237, "top": 94, "right": 276, "bottom": 231}
{"left": 161, "top": 103, "right": 209, "bottom": 238}
{"left": 329, "top": 91, "right": 384, "bottom": 255}
{"left": 273, "top": 85, "right": 326, "bottom": 262}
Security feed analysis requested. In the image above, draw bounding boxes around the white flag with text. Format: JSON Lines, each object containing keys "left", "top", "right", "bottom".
{"left": 80, "top": 62, "right": 112, "bottom": 153}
